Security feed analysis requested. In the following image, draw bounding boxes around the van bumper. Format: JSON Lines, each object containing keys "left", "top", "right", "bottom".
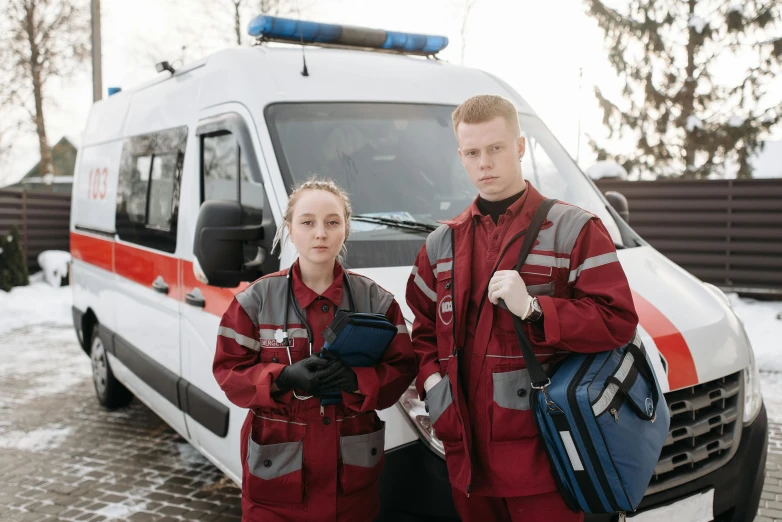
{"left": 378, "top": 403, "right": 767, "bottom": 522}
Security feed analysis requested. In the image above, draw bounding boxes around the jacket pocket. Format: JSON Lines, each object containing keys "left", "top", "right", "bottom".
{"left": 245, "top": 438, "right": 304, "bottom": 504}
{"left": 339, "top": 422, "right": 385, "bottom": 495}
{"left": 490, "top": 368, "right": 538, "bottom": 442}
{"left": 424, "top": 374, "right": 462, "bottom": 443}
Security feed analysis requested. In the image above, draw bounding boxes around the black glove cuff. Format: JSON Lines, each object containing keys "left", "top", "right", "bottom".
{"left": 274, "top": 366, "right": 291, "bottom": 391}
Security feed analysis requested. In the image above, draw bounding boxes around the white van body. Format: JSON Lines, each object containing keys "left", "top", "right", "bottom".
{"left": 70, "top": 41, "right": 767, "bottom": 521}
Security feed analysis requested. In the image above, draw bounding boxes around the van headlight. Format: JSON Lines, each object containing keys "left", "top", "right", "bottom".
{"left": 743, "top": 342, "right": 763, "bottom": 425}
{"left": 398, "top": 384, "right": 445, "bottom": 458}
{"left": 734, "top": 305, "right": 763, "bottom": 425}
{"left": 704, "top": 283, "right": 763, "bottom": 424}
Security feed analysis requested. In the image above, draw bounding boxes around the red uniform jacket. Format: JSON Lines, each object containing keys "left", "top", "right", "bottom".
{"left": 406, "top": 182, "right": 638, "bottom": 498}
{"left": 214, "top": 261, "right": 416, "bottom": 522}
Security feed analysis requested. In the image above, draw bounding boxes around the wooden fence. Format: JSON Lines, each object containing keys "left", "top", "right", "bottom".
{"left": 596, "top": 178, "right": 782, "bottom": 295}
{"left": 0, "top": 189, "right": 71, "bottom": 273}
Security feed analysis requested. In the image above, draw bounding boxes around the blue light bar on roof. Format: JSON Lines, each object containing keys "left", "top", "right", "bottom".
{"left": 247, "top": 15, "right": 448, "bottom": 56}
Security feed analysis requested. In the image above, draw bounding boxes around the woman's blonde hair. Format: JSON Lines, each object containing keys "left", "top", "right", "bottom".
{"left": 272, "top": 177, "right": 352, "bottom": 263}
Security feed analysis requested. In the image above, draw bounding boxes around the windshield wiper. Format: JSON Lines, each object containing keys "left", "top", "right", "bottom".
{"left": 352, "top": 215, "right": 437, "bottom": 233}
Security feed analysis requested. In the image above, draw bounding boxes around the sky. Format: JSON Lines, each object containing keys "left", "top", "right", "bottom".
{"left": 0, "top": 0, "right": 778, "bottom": 185}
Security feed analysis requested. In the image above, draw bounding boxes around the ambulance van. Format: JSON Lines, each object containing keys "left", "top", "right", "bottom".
{"left": 70, "top": 16, "right": 767, "bottom": 521}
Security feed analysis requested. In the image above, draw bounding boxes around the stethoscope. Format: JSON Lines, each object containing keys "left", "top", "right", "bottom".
{"left": 283, "top": 268, "right": 356, "bottom": 400}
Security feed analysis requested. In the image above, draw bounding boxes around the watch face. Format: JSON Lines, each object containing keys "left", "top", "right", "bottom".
{"left": 532, "top": 298, "right": 542, "bottom": 313}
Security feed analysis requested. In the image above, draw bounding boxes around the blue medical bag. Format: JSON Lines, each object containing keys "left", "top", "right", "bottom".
{"left": 500, "top": 198, "right": 670, "bottom": 517}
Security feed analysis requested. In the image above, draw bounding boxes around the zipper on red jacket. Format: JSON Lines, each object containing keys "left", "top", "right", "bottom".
{"left": 449, "top": 227, "right": 471, "bottom": 495}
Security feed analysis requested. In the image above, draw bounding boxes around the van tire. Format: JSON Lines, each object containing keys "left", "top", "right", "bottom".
{"left": 90, "top": 326, "right": 133, "bottom": 409}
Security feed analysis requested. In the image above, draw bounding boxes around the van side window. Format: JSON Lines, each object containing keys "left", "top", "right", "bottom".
{"left": 116, "top": 126, "right": 187, "bottom": 253}
{"left": 148, "top": 153, "right": 180, "bottom": 229}
{"left": 200, "top": 129, "right": 265, "bottom": 265}
{"left": 203, "top": 132, "right": 239, "bottom": 201}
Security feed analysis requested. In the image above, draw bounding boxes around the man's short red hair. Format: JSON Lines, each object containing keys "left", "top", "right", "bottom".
{"left": 452, "top": 94, "right": 520, "bottom": 136}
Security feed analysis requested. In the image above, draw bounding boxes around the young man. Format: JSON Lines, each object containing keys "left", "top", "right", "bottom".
{"left": 406, "top": 95, "right": 639, "bottom": 522}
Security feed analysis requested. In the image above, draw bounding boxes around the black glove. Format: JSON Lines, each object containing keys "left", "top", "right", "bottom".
{"left": 275, "top": 355, "right": 343, "bottom": 395}
{"left": 318, "top": 350, "right": 360, "bottom": 393}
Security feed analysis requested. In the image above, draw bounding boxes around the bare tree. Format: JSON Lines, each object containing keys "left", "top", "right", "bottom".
{"left": 1, "top": 0, "right": 89, "bottom": 178}
{"left": 459, "top": 0, "right": 479, "bottom": 65}
{"left": 0, "top": 70, "right": 21, "bottom": 173}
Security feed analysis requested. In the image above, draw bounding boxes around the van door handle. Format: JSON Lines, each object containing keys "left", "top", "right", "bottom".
{"left": 185, "top": 288, "right": 205, "bottom": 308}
{"left": 152, "top": 276, "right": 169, "bottom": 294}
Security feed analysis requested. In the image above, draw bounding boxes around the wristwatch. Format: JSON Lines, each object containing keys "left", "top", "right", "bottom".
{"left": 525, "top": 297, "right": 543, "bottom": 323}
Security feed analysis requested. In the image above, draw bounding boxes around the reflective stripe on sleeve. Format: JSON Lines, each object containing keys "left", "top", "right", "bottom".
{"left": 435, "top": 260, "right": 453, "bottom": 275}
{"left": 525, "top": 254, "right": 571, "bottom": 269}
{"left": 568, "top": 252, "right": 619, "bottom": 283}
{"left": 412, "top": 266, "right": 437, "bottom": 302}
{"left": 218, "top": 326, "right": 261, "bottom": 352}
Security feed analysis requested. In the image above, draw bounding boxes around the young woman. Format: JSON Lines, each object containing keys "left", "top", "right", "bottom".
{"left": 213, "top": 179, "right": 416, "bottom": 522}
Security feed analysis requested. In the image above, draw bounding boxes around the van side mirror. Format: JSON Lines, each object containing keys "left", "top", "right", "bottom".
{"left": 193, "top": 200, "right": 264, "bottom": 287}
{"left": 604, "top": 191, "right": 630, "bottom": 224}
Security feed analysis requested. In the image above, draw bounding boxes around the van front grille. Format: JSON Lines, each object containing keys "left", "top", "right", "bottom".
{"left": 646, "top": 372, "right": 743, "bottom": 495}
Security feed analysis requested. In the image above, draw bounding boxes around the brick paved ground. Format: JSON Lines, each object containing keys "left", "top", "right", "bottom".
{"left": 1, "top": 322, "right": 781, "bottom": 521}
{"left": 0, "top": 324, "right": 241, "bottom": 522}
{"left": 757, "top": 421, "right": 782, "bottom": 522}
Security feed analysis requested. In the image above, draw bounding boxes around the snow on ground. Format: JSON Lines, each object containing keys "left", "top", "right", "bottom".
{"left": 0, "top": 425, "right": 73, "bottom": 451}
{"left": 727, "top": 293, "right": 782, "bottom": 421}
{"left": 0, "top": 278, "right": 73, "bottom": 336}
{"left": 37, "top": 250, "right": 71, "bottom": 287}
{"left": 728, "top": 293, "right": 782, "bottom": 373}
{"left": 0, "top": 323, "right": 90, "bottom": 409}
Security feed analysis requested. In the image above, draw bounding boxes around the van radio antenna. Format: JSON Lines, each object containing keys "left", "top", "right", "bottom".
{"left": 297, "top": 0, "right": 309, "bottom": 77}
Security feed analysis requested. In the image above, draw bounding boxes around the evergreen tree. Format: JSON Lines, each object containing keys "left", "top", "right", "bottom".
{"left": 0, "top": 226, "right": 29, "bottom": 292}
{"left": 585, "top": 0, "right": 782, "bottom": 179}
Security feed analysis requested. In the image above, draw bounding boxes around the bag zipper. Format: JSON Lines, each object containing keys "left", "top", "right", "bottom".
{"left": 567, "top": 354, "right": 618, "bottom": 510}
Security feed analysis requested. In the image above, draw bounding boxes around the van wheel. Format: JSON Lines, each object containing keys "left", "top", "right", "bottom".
{"left": 90, "top": 326, "right": 133, "bottom": 409}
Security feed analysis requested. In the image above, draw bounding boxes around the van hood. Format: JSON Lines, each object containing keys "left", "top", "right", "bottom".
{"left": 351, "top": 245, "right": 750, "bottom": 393}
{"left": 618, "top": 246, "right": 749, "bottom": 392}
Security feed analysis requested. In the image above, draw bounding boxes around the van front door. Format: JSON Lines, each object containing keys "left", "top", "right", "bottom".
{"left": 178, "top": 106, "right": 279, "bottom": 482}
{"left": 111, "top": 126, "right": 188, "bottom": 437}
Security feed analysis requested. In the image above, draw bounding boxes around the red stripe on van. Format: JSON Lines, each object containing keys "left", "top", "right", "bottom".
{"left": 632, "top": 290, "right": 698, "bottom": 390}
{"left": 115, "top": 242, "right": 181, "bottom": 300}
{"left": 181, "top": 260, "right": 248, "bottom": 317}
{"left": 70, "top": 232, "right": 113, "bottom": 272}
{"left": 71, "top": 231, "right": 248, "bottom": 318}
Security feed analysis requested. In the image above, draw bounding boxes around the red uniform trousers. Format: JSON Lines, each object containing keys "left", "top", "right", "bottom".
{"left": 452, "top": 488, "right": 584, "bottom": 522}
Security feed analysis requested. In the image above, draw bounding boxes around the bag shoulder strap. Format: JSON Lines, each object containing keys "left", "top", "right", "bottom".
{"left": 509, "top": 198, "right": 557, "bottom": 387}
{"left": 515, "top": 198, "right": 558, "bottom": 271}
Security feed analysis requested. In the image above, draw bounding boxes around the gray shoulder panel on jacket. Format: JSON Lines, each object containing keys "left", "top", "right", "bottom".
{"left": 537, "top": 203, "right": 594, "bottom": 255}
{"left": 425, "top": 224, "right": 453, "bottom": 266}
{"left": 235, "top": 275, "right": 287, "bottom": 328}
{"left": 348, "top": 273, "right": 395, "bottom": 316}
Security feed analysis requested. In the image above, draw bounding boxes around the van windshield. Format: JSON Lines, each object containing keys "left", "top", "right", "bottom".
{"left": 265, "top": 103, "right": 625, "bottom": 268}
